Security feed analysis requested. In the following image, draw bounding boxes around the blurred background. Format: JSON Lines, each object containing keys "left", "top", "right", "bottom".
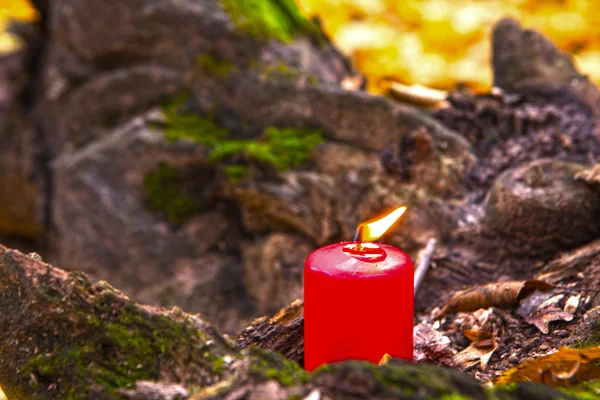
{"left": 297, "top": 0, "right": 600, "bottom": 93}
{"left": 5, "top": 0, "right": 600, "bottom": 82}
{"left": 7, "top": 0, "right": 600, "bottom": 94}
{"left": 0, "top": 0, "right": 598, "bottom": 398}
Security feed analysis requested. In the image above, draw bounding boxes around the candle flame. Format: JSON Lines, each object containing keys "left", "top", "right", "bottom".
{"left": 358, "top": 206, "right": 407, "bottom": 242}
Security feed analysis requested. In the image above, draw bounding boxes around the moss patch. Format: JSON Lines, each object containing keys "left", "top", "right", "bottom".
{"left": 209, "top": 126, "right": 323, "bottom": 171}
{"left": 559, "top": 380, "right": 600, "bottom": 399}
{"left": 161, "top": 98, "right": 324, "bottom": 178}
{"left": 197, "top": 54, "right": 238, "bottom": 77}
{"left": 574, "top": 320, "right": 600, "bottom": 349}
{"left": 309, "top": 361, "right": 488, "bottom": 399}
{"left": 145, "top": 165, "right": 200, "bottom": 225}
{"left": 162, "top": 98, "right": 229, "bottom": 145}
{"left": 261, "top": 62, "right": 300, "bottom": 80}
{"left": 573, "top": 319, "right": 600, "bottom": 367}
{"left": 224, "top": 165, "right": 249, "bottom": 183}
{"left": 19, "top": 280, "right": 228, "bottom": 399}
{"left": 248, "top": 348, "right": 308, "bottom": 387}
{"left": 220, "top": 0, "right": 322, "bottom": 42}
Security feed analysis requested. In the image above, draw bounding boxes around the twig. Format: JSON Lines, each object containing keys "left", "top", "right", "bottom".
{"left": 414, "top": 238, "right": 437, "bottom": 296}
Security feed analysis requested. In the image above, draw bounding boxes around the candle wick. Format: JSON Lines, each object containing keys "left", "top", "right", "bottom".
{"left": 353, "top": 226, "right": 362, "bottom": 242}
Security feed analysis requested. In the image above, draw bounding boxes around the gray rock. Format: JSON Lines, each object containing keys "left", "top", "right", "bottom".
{"left": 492, "top": 17, "right": 600, "bottom": 116}
{"left": 52, "top": 113, "right": 254, "bottom": 332}
{"left": 483, "top": 159, "right": 600, "bottom": 256}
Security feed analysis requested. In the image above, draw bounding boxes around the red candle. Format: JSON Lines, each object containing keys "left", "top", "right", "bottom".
{"left": 304, "top": 207, "right": 413, "bottom": 371}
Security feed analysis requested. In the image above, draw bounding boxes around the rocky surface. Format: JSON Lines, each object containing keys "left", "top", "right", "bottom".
{"left": 0, "top": 243, "right": 581, "bottom": 399}
{"left": 6, "top": 0, "right": 480, "bottom": 333}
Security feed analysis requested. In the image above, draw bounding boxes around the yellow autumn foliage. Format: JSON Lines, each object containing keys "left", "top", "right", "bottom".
{"left": 0, "top": 0, "right": 38, "bottom": 54}
{"left": 298, "top": 0, "right": 600, "bottom": 94}
{"left": 3, "top": 0, "right": 600, "bottom": 93}
{"left": 494, "top": 346, "right": 600, "bottom": 387}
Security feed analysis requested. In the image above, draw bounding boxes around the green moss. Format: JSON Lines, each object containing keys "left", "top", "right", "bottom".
{"left": 162, "top": 97, "right": 229, "bottom": 145}
{"left": 572, "top": 320, "right": 600, "bottom": 367}
{"left": 144, "top": 165, "right": 200, "bottom": 225}
{"left": 160, "top": 98, "right": 324, "bottom": 175}
{"left": 490, "top": 381, "right": 581, "bottom": 400}
{"left": 248, "top": 348, "right": 308, "bottom": 387}
{"left": 492, "top": 382, "right": 518, "bottom": 392}
{"left": 224, "top": 165, "right": 249, "bottom": 183}
{"left": 439, "top": 394, "right": 473, "bottom": 400}
{"left": 253, "top": 126, "right": 323, "bottom": 170}
{"left": 257, "top": 62, "right": 321, "bottom": 85}
{"left": 197, "top": 54, "right": 237, "bottom": 77}
{"left": 220, "top": 0, "right": 322, "bottom": 43}
{"left": 261, "top": 63, "right": 300, "bottom": 80}
{"left": 345, "top": 362, "right": 482, "bottom": 398}
{"left": 559, "top": 380, "right": 600, "bottom": 399}
{"left": 19, "top": 293, "right": 224, "bottom": 399}
{"left": 574, "top": 321, "right": 600, "bottom": 349}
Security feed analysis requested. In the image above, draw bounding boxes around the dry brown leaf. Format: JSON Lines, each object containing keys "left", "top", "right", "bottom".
{"left": 439, "top": 280, "right": 553, "bottom": 317}
{"left": 493, "top": 347, "right": 600, "bottom": 387}
{"left": 517, "top": 292, "right": 574, "bottom": 334}
{"left": 453, "top": 329, "right": 498, "bottom": 371}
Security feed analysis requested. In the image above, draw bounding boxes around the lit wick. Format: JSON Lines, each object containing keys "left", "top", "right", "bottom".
{"left": 353, "top": 226, "right": 364, "bottom": 251}
{"left": 353, "top": 226, "right": 362, "bottom": 242}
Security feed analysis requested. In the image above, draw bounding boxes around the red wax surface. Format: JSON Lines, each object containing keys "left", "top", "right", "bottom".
{"left": 304, "top": 242, "right": 414, "bottom": 371}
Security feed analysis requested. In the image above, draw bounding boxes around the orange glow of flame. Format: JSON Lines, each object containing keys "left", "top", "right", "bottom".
{"left": 358, "top": 206, "right": 407, "bottom": 242}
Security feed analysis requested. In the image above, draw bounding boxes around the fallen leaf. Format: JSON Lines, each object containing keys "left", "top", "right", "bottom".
{"left": 565, "top": 294, "right": 581, "bottom": 314}
{"left": 493, "top": 347, "right": 600, "bottom": 387}
{"left": 575, "top": 163, "right": 600, "bottom": 186}
{"left": 387, "top": 81, "right": 448, "bottom": 108}
{"left": 378, "top": 353, "right": 391, "bottom": 365}
{"left": 517, "top": 292, "right": 574, "bottom": 334}
{"left": 453, "top": 329, "right": 497, "bottom": 371}
{"left": 440, "top": 280, "right": 553, "bottom": 317}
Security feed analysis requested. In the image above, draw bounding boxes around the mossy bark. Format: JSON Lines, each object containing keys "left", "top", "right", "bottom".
{"left": 0, "top": 244, "right": 238, "bottom": 399}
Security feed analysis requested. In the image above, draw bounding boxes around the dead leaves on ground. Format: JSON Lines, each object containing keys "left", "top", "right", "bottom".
{"left": 453, "top": 329, "right": 498, "bottom": 371}
{"left": 439, "top": 280, "right": 553, "bottom": 317}
{"left": 494, "top": 347, "right": 600, "bottom": 387}
{"left": 517, "top": 292, "right": 577, "bottom": 334}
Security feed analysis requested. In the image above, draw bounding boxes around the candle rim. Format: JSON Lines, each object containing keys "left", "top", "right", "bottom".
{"left": 305, "top": 242, "right": 413, "bottom": 279}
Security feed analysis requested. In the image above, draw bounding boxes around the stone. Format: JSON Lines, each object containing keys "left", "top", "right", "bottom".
{"left": 242, "top": 233, "right": 310, "bottom": 314}
{"left": 52, "top": 114, "right": 254, "bottom": 332}
{"left": 483, "top": 159, "right": 600, "bottom": 256}
{"left": 492, "top": 17, "right": 600, "bottom": 116}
